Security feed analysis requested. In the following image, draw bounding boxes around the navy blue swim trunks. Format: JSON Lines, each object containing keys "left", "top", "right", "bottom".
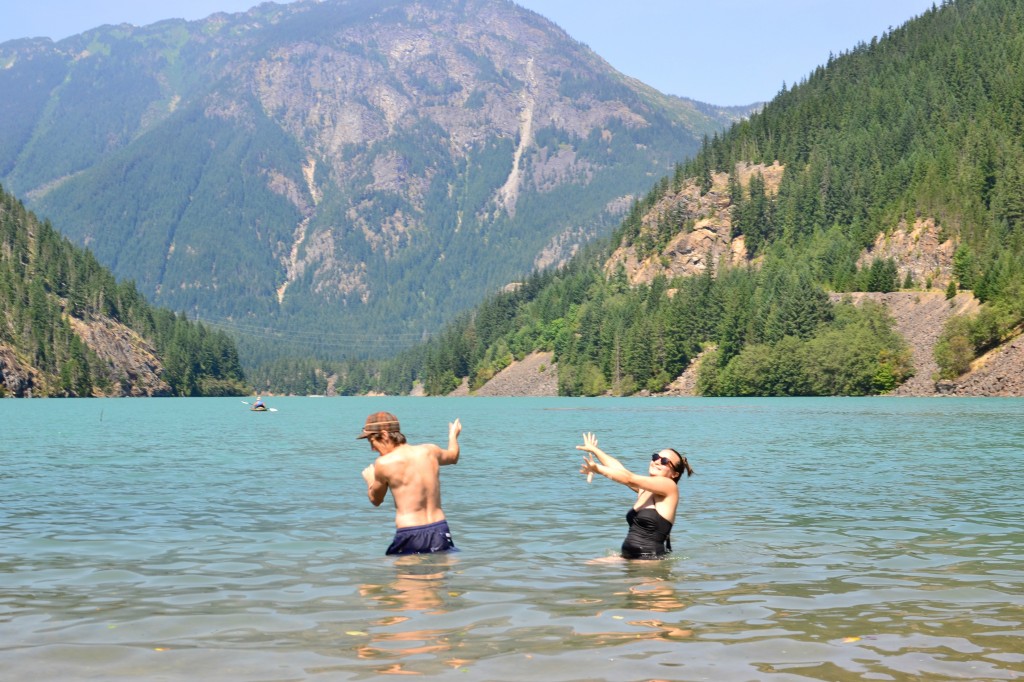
{"left": 386, "top": 519, "right": 457, "bottom": 556}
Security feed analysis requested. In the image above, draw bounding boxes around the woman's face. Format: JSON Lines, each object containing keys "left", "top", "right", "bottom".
{"left": 649, "top": 450, "right": 681, "bottom": 479}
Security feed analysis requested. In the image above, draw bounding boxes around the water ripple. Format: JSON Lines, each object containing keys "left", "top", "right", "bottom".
{"left": 1, "top": 397, "right": 1022, "bottom": 680}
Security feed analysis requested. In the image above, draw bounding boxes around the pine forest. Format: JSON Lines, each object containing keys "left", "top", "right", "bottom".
{"left": 0, "top": 188, "right": 246, "bottom": 397}
{"left": 353, "top": 0, "right": 1024, "bottom": 397}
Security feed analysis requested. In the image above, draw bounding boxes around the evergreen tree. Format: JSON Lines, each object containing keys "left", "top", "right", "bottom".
{"left": 0, "top": 186, "right": 246, "bottom": 397}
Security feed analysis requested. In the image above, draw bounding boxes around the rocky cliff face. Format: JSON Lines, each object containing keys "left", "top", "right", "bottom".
{"left": 604, "top": 156, "right": 970, "bottom": 298}
{"left": 0, "top": 347, "right": 39, "bottom": 397}
{"left": 596, "top": 160, "right": 1023, "bottom": 398}
{"left": 833, "top": 291, "right": 1024, "bottom": 397}
{"left": 0, "top": 0, "right": 754, "bottom": 360}
{"left": 607, "top": 161, "right": 961, "bottom": 292}
{"left": 607, "top": 162, "right": 783, "bottom": 284}
{"left": 66, "top": 317, "right": 170, "bottom": 397}
{"left": 247, "top": 1, "right": 695, "bottom": 297}
{"left": 857, "top": 219, "right": 957, "bottom": 290}
{"left": 0, "top": 316, "right": 170, "bottom": 398}
{"left": 486, "top": 290, "right": 1018, "bottom": 398}
{"left": 834, "top": 291, "right": 979, "bottom": 396}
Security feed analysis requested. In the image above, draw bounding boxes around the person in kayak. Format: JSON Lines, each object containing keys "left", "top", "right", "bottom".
{"left": 576, "top": 432, "right": 693, "bottom": 559}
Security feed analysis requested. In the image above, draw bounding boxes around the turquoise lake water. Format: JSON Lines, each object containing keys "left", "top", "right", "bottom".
{"left": 1, "top": 396, "right": 1022, "bottom": 681}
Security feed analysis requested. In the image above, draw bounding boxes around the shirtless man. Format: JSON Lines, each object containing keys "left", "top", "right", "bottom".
{"left": 358, "top": 412, "right": 462, "bottom": 555}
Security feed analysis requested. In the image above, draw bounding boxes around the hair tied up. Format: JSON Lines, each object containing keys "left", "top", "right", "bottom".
{"left": 666, "top": 448, "right": 695, "bottom": 478}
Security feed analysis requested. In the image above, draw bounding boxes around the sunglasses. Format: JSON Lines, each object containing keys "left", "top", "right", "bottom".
{"left": 651, "top": 453, "right": 677, "bottom": 468}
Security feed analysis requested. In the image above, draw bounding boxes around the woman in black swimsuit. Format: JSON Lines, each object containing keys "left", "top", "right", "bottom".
{"left": 577, "top": 432, "right": 694, "bottom": 560}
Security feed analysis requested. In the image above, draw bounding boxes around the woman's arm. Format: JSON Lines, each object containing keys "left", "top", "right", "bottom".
{"left": 580, "top": 458, "right": 678, "bottom": 498}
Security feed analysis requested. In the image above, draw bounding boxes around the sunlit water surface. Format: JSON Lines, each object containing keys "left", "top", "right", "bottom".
{"left": 1, "top": 397, "right": 1022, "bottom": 681}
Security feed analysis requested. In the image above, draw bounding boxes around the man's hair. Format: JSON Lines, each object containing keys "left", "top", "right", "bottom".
{"left": 371, "top": 430, "right": 407, "bottom": 446}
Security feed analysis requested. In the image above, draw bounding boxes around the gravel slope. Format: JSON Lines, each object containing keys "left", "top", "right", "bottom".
{"left": 462, "top": 291, "right": 1024, "bottom": 397}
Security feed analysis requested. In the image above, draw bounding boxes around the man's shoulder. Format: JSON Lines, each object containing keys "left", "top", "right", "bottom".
{"left": 393, "top": 441, "right": 437, "bottom": 452}
{"left": 379, "top": 443, "right": 430, "bottom": 462}
{"left": 382, "top": 443, "right": 438, "bottom": 464}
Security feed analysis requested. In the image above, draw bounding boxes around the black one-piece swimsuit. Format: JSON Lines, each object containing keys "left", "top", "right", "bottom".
{"left": 621, "top": 506, "right": 673, "bottom": 559}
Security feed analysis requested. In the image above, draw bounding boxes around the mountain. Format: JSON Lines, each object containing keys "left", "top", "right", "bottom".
{"left": 0, "top": 186, "right": 246, "bottom": 397}
{"left": 0, "top": 0, "right": 753, "bottom": 366}
{"left": 371, "top": 0, "right": 1024, "bottom": 397}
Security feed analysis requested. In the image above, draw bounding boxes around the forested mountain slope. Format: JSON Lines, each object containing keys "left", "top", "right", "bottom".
{"left": 0, "top": 0, "right": 752, "bottom": 367}
{"left": 0, "top": 187, "right": 245, "bottom": 397}
{"left": 365, "top": 0, "right": 1024, "bottom": 397}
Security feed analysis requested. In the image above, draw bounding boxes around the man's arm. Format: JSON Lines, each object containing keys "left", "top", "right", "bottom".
{"left": 362, "top": 462, "right": 389, "bottom": 506}
{"left": 437, "top": 418, "right": 461, "bottom": 465}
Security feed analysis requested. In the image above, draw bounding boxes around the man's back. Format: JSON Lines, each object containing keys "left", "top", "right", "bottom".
{"left": 374, "top": 443, "right": 445, "bottom": 528}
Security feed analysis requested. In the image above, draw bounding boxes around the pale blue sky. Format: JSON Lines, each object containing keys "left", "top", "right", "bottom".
{"left": 2, "top": 0, "right": 938, "bottom": 105}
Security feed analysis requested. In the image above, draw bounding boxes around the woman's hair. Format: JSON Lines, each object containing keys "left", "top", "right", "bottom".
{"left": 666, "top": 448, "right": 694, "bottom": 480}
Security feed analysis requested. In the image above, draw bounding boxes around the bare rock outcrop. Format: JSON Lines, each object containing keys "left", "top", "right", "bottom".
{"left": 66, "top": 316, "right": 171, "bottom": 396}
{"left": 455, "top": 351, "right": 558, "bottom": 397}
{"left": 660, "top": 348, "right": 710, "bottom": 397}
{"left": 834, "top": 291, "right": 979, "bottom": 396}
{"left": 833, "top": 290, "right": 1024, "bottom": 396}
{"left": 936, "top": 333, "right": 1024, "bottom": 396}
{"left": 464, "top": 198, "right": 1021, "bottom": 397}
{"left": 858, "top": 219, "right": 957, "bottom": 290}
{"left": 462, "top": 291, "right": 1024, "bottom": 397}
{"left": 0, "top": 346, "right": 39, "bottom": 397}
{"left": 660, "top": 291, "right": 1019, "bottom": 398}
{"left": 607, "top": 162, "right": 784, "bottom": 286}
{"left": 2, "top": 317, "right": 169, "bottom": 398}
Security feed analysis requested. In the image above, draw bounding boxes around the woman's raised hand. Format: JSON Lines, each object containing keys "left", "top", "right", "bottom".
{"left": 577, "top": 433, "right": 599, "bottom": 483}
{"left": 576, "top": 432, "right": 599, "bottom": 454}
{"left": 580, "top": 454, "right": 597, "bottom": 483}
